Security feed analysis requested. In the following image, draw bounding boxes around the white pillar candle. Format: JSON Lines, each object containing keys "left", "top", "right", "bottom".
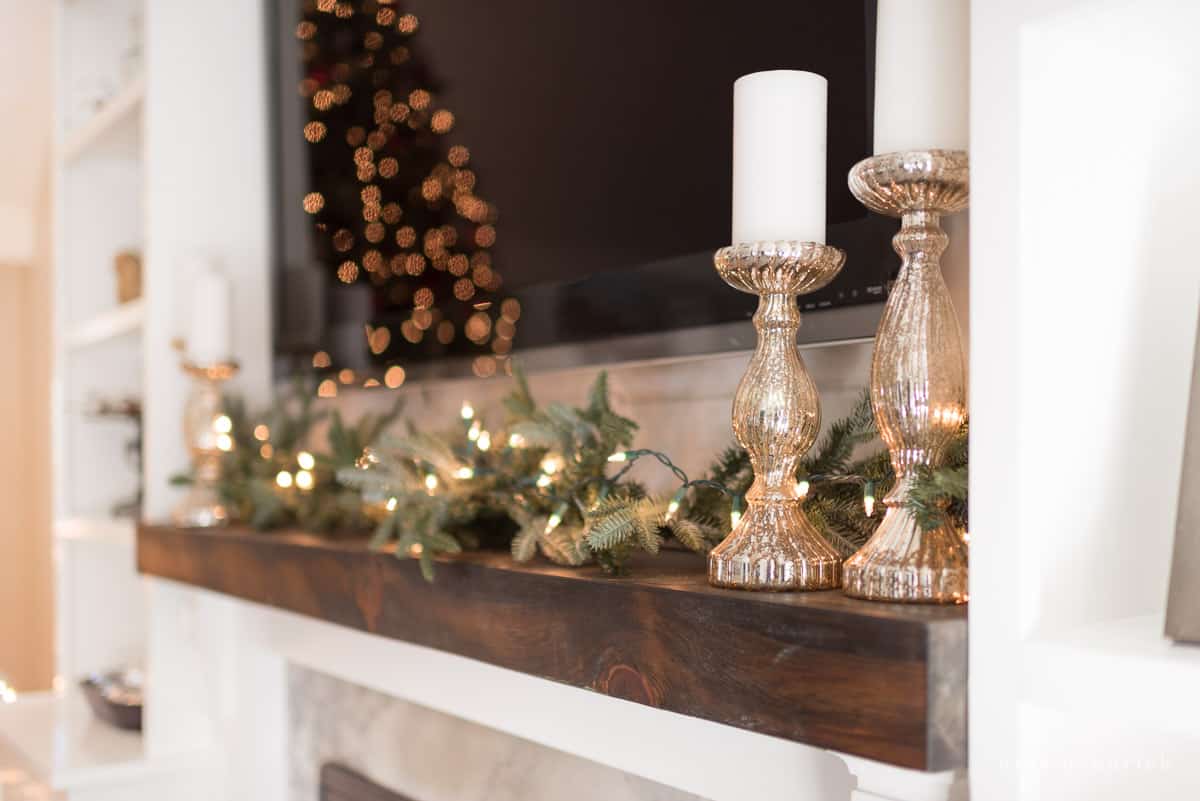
{"left": 189, "top": 268, "right": 232, "bottom": 365}
{"left": 732, "top": 70, "right": 827, "bottom": 245}
{"left": 873, "top": 0, "right": 969, "bottom": 154}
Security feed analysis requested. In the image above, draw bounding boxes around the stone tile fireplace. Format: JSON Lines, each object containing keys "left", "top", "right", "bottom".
{"left": 292, "top": 667, "right": 704, "bottom": 801}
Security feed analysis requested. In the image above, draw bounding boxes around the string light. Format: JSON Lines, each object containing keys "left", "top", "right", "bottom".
{"left": 730, "top": 495, "right": 744, "bottom": 529}
{"left": 476, "top": 431, "right": 491, "bottom": 451}
{"left": 665, "top": 488, "right": 686, "bottom": 522}
{"left": 424, "top": 473, "right": 439, "bottom": 492}
{"left": 297, "top": 451, "right": 316, "bottom": 471}
{"left": 607, "top": 451, "right": 628, "bottom": 463}
{"left": 296, "top": 469, "right": 315, "bottom": 491}
{"left": 544, "top": 503, "right": 568, "bottom": 534}
{"left": 863, "top": 481, "right": 876, "bottom": 517}
{"left": 540, "top": 454, "right": 563, "bottom": 474}
{"left": 213, "top": 414, "right": 233, "bottom": 434}
{"left": 386, "top": 497, "right": 398, "bottom": 512}
{"left": 795, "top": 479, "right": 810, "bottom": 499}
{"left": 253, "top": 424, "right": 270, "bottom": 441}
{"left": 536, "top": 473, "right": 552, "bottom": 489}
{"left": 962, "top": 531, "right": 971, "bottom": 544}
{"left": 276, "top": 471, "right": 294, "bottom": 489}
{"left": 454, "top": 466, "right": 475, "bottom": 480}
{"left": 467, "top": 420, "right": 481, "bottom": 441}
{"left": 0, "top": 679, "right": 15, "bottom": 704}
{"left": 508, "top": 433, "right": 525, "bottom": 448}
{"left": 460, "top": 401, "right": 474, "bottom": 420}
{"left": 216, "top": 433, "right": 234, "bottom": 452}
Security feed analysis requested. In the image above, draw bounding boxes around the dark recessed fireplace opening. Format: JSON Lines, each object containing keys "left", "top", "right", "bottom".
{"left": 321, "top": 764, "right": 416, "bottom": 801}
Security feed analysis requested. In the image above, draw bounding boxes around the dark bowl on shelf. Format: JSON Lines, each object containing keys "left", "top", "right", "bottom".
{"left": 80, "top": 671, "right": 143, "bottom": 731}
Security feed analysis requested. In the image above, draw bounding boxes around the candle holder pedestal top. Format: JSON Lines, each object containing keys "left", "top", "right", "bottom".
{"left": 844, "top": 150, "right": 969, "bottom": 604}
{"left": 709, "top": 241, "right": 846, "bottom": 591}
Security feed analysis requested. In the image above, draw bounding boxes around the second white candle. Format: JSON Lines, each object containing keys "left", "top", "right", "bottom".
{"left": 732, "top": 70, "right": 827, "bottom": 245}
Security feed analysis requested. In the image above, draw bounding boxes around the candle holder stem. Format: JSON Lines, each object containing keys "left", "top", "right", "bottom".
{"left": 845, "top": 150, "right": 969, "bottom": 603}
{"left": 708, "top": 242, "right": 845, "bottom": 591}
{"left": 172, "top": 361, "right": 239, "bottom": 528}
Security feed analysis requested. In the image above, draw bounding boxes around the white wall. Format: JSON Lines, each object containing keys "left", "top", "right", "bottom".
{"left": 143, "top": 0, "right": 274, "bottom": 520}
{"left": 971, "top": 1, "right": 1200, "bottom": 798}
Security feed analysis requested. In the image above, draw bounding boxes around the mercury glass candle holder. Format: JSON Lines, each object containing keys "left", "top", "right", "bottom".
{"left": 709, "top": 241, "right": 846, "bottom": 591}
{"left": 172, "top": 360, "right": 239, "bottom": 528}
{"left": 844, "top": 150, "right": 969, "bottom": 603}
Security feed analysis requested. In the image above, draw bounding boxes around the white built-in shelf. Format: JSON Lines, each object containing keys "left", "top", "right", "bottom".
{"left": 1022, "top": 614, "right": 1200, "bottom": 735}
{"left": 0, "top": 689, "right": 146, "bottom": 790}
{"left": 59, "top": 74, "right": 146, "bottom": 164}
{"left": 63, "top": 298, "right": 144, "bottom": 351}
{"left": 54, "top": 516, "right": 135, "bottom": 544}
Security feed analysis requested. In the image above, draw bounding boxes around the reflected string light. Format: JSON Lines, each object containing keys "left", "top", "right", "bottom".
{"left": 332, "top": 228, "right": 355, "bottom": 251}
{"left": 448, "top": 145, "right": 470, "bottom": 167}
{"left": 312, "top": 350, "right": 332, "bottom": 368}
{"left": 303, "top": 121, "right": 327, "bottom": 142}
{"left": 384, "top": 365, "right": 406, "bottom": 388}
{"left": 318, "top": 379, "right": 338, "bottom": 398}
{"left": 313, "top": 89, "right": 335, "bottom": 110}
{"left": 302, "top": 192, "right": 324, "bottom": 214}
{"left": 397, "top": 14, "right": 419, "bottom": 34}
{"left": 337, "top": 260, "right": 359, "bottom": 283}
{"left": 431, "top": 110, "right": 455, "bottom": 134}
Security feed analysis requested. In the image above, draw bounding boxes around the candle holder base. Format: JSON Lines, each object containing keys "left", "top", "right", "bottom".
{"left": 842, "top": 479, "right": 968, "bottom": 604}
{"left": 708, "top": 241, "right": 845, "bottom": 592}
{"left": 709, "top": 499, "right": 842, "bottom": 591}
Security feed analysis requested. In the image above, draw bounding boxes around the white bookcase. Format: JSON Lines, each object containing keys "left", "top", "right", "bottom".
{"left": 0, "top": 3, "right": 177, "bottom": 800}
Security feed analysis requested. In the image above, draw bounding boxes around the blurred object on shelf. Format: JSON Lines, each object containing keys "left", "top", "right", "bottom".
{"left": 79, "top": 668, "right": 143, "bottom": 731}
{"left": 114, "top": 249, "right": 142, "bottom": 303}
{"left": 87, "top": 396, "right": 143, "bottom": 518}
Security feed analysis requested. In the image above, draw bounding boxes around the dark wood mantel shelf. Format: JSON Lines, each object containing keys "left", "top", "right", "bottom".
{"left": 137, "top": 523, "right": 966, "bottom": 771}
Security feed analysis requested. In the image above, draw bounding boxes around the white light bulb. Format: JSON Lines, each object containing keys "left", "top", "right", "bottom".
{"left": 297, "top": 450, "right": 316, "bottom": 471}
{"left": 386, "top": 497, "right": 398, "bottom": 512}
{"left": 213, "top": 414, "right": 233, "bottom": 434}
{"left": 508, "top": 433, "right": 524, "bottom": 448}
{"left": 730, "top": 509, "right": 742, "bottom": 528}
{"left": 424, "top": 473, "right": 439, "bottom": 492}
{"left": 476, "top": 431, "right": 491, "bottom": 451}
{"left": 536, "top": 473, "right": 552, "bottom": 488}
{"left": 295, "top": 469, "right": 314, "bottom": 491}
{"left": 544, "top": 513, "right": 562, "bottom": 534}
{"left": 467, "top": 420, "right": 481, "bottom": 441}
{"left": 216, "top": 433, "right": 234, "bottom": 452}
{"left": 275, "top": 471, "right": 294, "bottom": 489}
{"left": 460, "top": 401, "right": 475, "bottom": 420}
{"left": 607, "top": 451, "right": 627, "bottom": 463}
{"left": 454, "top": 466, "right": 475, "bottom": 480}
{"left": 795, "top": 480, "right": 810, "bottom": 499}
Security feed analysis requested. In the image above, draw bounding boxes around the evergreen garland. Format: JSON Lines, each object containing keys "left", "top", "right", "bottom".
{"left": 176, "top": 371, "right": 969, "bottom": 581}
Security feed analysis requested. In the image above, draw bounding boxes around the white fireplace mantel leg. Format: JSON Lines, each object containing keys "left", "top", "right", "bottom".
{"left": 837, "top": 754, "right": 967, "bottom": 801}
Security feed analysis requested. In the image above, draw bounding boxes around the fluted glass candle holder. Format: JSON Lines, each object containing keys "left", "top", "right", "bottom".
{"left": 844, "top": 150, "right": 969, "bottom": 604}
{"left": 709, "top": 241, "right": 846, "bottom": 591}
{"left": 172, "top": 360, "right": 239, "bottom": 528}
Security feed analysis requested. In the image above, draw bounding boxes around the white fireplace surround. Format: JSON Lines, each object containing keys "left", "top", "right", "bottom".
{"left": 140, "top": 577, "right": 964, "bottom": 801}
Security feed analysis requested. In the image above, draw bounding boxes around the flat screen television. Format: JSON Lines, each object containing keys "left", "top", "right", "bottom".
{"left": 269, "top": 0, "right": 891, "bottom": 381}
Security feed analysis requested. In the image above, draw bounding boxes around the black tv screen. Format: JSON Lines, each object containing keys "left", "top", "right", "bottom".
{"left": 270, "top": 0, "right": 890, "bottom": 381}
